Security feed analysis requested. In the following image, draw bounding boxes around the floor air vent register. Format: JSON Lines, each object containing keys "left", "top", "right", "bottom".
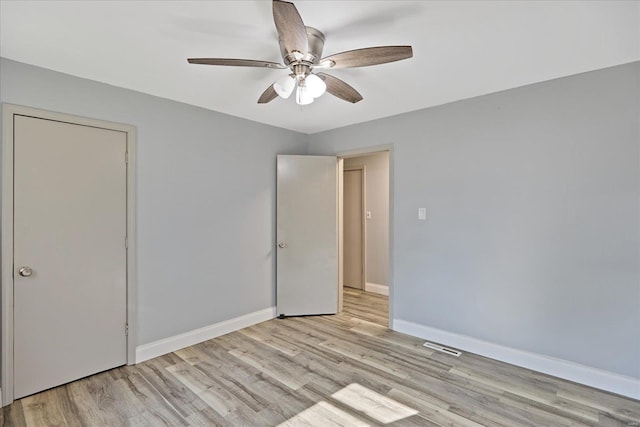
{"left": 423, "top": 341, "right": 462, "bottom": 357}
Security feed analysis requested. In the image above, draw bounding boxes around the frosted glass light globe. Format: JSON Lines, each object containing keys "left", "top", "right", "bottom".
{"left": 296, "top": 85, "right": 314, "bottom": 105}
{"left": 305, "top": 74, "right": 327, "bottom": 98}
{"left": 273, "top": 74, "right": 295, "bottom": 99}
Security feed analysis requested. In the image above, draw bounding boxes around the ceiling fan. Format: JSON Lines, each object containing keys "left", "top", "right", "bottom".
{"left": 187, "top": 0, "right": 413, "bottom": 105}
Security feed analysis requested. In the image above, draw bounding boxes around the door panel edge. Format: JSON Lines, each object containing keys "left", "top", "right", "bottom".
{"left": 1, "top": 107, "right": 17, "bottom": 406}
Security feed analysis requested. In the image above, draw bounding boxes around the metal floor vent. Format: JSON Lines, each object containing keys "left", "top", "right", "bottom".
{"left": 423, "top": 341, "right": 462, "bottom": 357}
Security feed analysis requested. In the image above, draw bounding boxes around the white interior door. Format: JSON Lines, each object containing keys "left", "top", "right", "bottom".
{"left": 277, "top": 155, "right": 338, "bottom": 316}
{"left": 13, "top": 115, "right": 127, "bottom": 399}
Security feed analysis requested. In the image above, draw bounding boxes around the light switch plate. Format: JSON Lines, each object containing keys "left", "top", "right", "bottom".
{"left": 418, "top": 208, "right": 426, "bottom": 220}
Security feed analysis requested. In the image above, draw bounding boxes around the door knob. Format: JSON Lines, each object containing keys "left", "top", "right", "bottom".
{"left": 277, "top": 241, "right": 287, "bottom": 248}
{"left": 19, "top": 267, "right": 33, "bottom": 277}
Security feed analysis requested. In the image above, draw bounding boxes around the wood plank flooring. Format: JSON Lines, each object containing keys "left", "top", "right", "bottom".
{"left": 342, "top": 287, "right": 388, "bottom": 326}
{"left": 2, "top": 289, "right": 639, "bottom": 426}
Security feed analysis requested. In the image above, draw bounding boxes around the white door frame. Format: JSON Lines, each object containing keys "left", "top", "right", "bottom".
{"left": 1, "top": 104, "right": 137, "bottom": 406}
{"left": 343, "top": 165, "right": 366, "bottom": 290}
{"left": 338, "top": 145, "right": 393, "bottom": 328}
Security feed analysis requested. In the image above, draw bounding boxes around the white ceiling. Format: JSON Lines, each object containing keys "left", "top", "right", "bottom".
{"left": 1, "top": 1, "right": 638, "bottom": 134}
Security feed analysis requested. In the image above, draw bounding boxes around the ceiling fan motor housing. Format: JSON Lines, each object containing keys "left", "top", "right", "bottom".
{"left": 281, "top": 26, "right": 325, "bottom": 71}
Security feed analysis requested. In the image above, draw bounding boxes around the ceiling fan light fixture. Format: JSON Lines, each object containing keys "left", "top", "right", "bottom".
{"left": 305, "top": 74, "right": 327, "bottom": 98}
{"left": 188, "top": 1, "right": 413, "bottom": 106}
{"left": 296, "top": 85, "right": 314, "bottom": 105}
{"left": 273, "top": 74, "right": 296, "bottom": 98}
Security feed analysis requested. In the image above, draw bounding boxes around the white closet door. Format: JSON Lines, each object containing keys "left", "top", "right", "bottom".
{"left": 13, "top": 115, "right": 127, "bottom": 399}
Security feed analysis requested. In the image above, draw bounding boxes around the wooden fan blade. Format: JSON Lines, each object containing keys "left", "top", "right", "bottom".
{"left": 258, "top": 84, "right": 279, "bottom": 104}
{"left": 187, "top": 58, "right": 287, "bottom": 69}
{"left": 273, "top": 0, "right": 308, "bottom": 56}
{"left": 316, "top": 73, "right": 363, "bottom": 103}
{"left": 320, "top": 46, "right": 413, "bottom": 69}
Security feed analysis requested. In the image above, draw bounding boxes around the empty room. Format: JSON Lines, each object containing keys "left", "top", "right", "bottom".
{"left": 0, "top": 0, "right": 639, "bottom": 425}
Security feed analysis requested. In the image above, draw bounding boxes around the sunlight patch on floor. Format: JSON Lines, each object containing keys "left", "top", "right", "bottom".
{"left": 278, "top": 383, "right": 418, "bottom": 426}
{"left": 332, "top": 383, "right": 419, "bottom": 424}
{"left": 277, "top": 401, "right": 370, "bottom": 427}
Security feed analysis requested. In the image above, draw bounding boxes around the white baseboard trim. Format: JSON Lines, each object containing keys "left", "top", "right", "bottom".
{"left": 393, "top": 319, "right": 640, "bottom": 400}
{"left": 136, "top": 307, "right": 276, "bottom": 363}
{"left": 365, "top": 282, "right": 389, "bottom": 296}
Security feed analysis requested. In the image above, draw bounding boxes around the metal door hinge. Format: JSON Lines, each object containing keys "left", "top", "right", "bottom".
{"left": 125, "top": 236, "right": 128, "bottom": 249}
{"left": 125, "top": 323, "right": 129, "bottom": 336}
{"left": 125, "top": 151, "right": 128, "bottom": 164}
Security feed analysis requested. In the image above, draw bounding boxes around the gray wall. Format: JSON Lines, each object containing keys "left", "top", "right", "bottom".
{"left": 345, "top": 152, "right": 390, "bottom": 287}
{"left": 309, "top": 62, "right": 640, "bottom": 379}
{"left": 2, "top": 56, "right": 639, "bottom": 380}
{"left": 0, "top": 58, "right": 307, "bottom": 345}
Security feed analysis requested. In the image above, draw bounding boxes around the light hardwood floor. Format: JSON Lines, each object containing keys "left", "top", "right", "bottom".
{"left": 342, "top": 287, "right": 388, "bottom": 327}
{"left": 2, "top": 289, "right": 639, "bottom": 426}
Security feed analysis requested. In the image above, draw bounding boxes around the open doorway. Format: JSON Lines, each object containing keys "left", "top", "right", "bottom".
{"left": 340, "top": 151, "right": 390, "bottom": 327}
